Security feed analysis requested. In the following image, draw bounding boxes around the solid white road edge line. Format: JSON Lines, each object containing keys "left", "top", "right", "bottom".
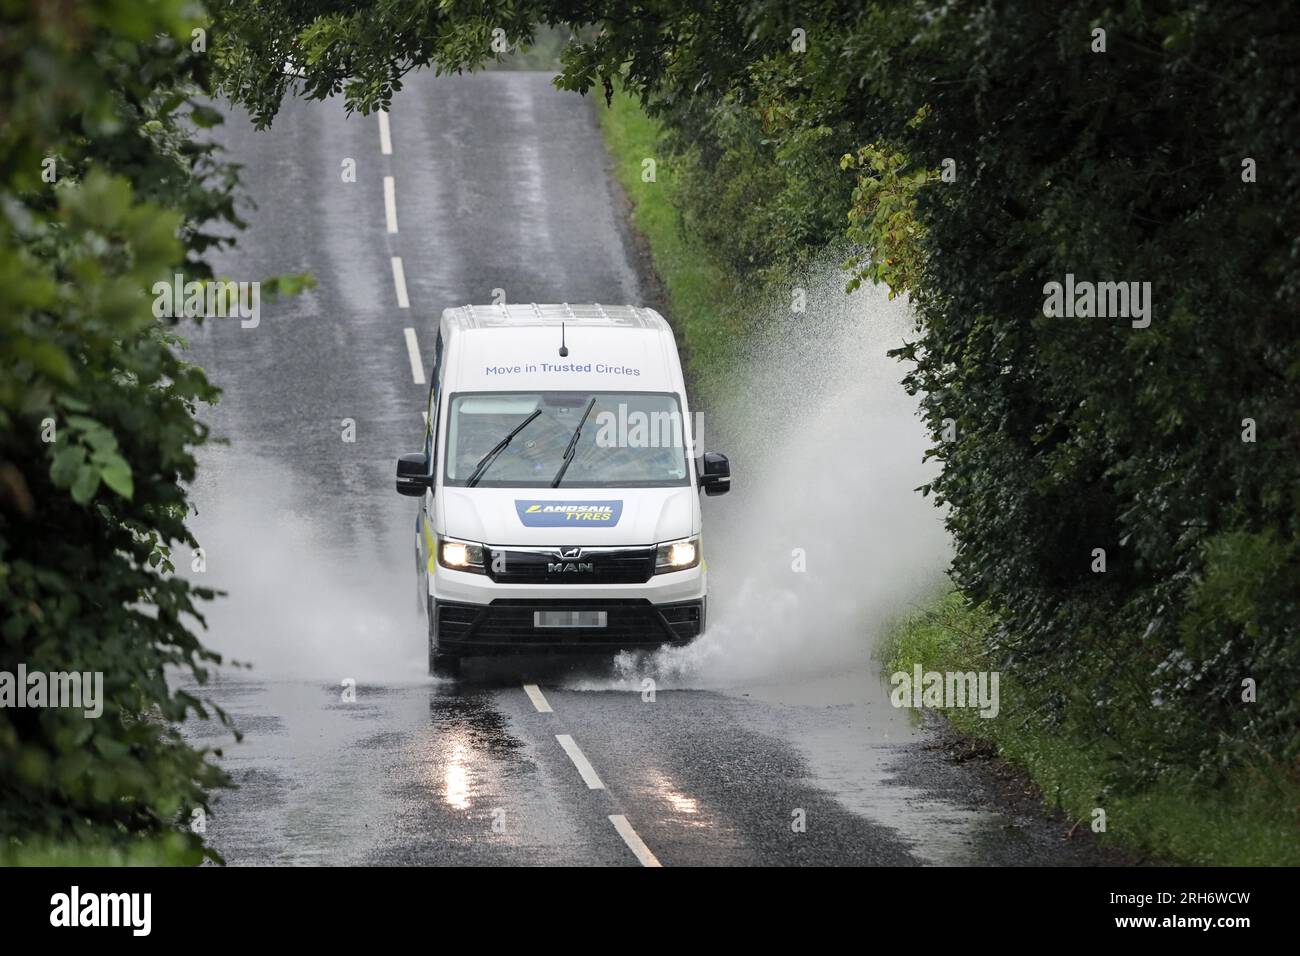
{"left": 391, "top": 256, "right": 409, "bottom": 308}
{"left": 523, "top": 684, "right": 553, "bottom": 713}
{"left": 378, "top": 109, "right": 392, "bottom": 155}
{"left": 556, "top": 734, "right": 604, "bottom": 790}
{"left": 609, "top": 815, "right": 663, "bottom": 867}
{"left": 404, "top": 328, "right": 425, "bottom": 385}
{"left": 384, "top": 176, "right": 398, "bottom": 233}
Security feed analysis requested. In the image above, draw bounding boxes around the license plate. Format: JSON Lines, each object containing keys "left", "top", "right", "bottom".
{"left": 534, "top": 610, "right": 608, "bottom": 628}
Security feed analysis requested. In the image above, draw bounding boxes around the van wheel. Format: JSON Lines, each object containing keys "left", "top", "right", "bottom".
{"left": 426, "top": 596, "right": 461, "bottom": 678}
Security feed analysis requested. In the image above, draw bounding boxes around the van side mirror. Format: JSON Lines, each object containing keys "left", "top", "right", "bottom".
{"left": 395, "top": 453, "right": 431, "bottom": 497}
{"left": 698, "top": 452, "right": 731, "bottom": 496}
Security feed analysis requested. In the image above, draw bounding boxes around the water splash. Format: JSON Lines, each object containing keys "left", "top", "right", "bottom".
{"left": 580, "top": 266, "right": 951, "bottom": 690}
{"left": 182, "top": 454, "right": 427, "bottom": 683}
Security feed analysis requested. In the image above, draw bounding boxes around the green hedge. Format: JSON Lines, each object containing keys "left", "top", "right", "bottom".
{"left": 584, "top": 0, "right": 1300, "bottom": 790}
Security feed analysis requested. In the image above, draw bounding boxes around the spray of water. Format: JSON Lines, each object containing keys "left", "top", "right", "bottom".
{"left": 592, "top": 266, "right": 952, "bottom": 689}
{"left": 183, "top": 454, "right": 427, "bottom": 683}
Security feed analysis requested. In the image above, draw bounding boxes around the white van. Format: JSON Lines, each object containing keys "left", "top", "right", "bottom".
{"left": 395, "top": 304, "right": 731, "bottom": 675}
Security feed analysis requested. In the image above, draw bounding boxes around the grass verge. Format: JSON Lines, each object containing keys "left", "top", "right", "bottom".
{"left": 881, "top": 591, "right": 1300, "bottom": 866}
{"left": 594, "top": 93, "right": 740, "bottom": 388}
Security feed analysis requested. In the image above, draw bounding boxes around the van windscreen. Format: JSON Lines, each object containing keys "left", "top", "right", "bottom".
{"left": 444, "top": 391, "right": 691, "bottom": 488}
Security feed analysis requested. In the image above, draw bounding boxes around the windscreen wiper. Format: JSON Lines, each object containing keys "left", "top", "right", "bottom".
{"left": 466, "top": 409, "right": 542, "bottom": 487}
{"left": 550, "top": 396, "right": 597, "bottom": 488}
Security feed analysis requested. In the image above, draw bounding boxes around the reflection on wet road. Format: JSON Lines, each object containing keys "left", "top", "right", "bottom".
{"left": 185, "top": 661, "right": 1108, "bottom": 866}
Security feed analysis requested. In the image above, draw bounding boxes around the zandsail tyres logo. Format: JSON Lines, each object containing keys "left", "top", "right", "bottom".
{"left": 516, "top": 501, "right": 623, "bottom": 526}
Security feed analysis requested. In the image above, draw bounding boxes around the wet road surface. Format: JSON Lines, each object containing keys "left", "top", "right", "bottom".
{"left": 180, "top": 70, "right": 1115, "bottom": 866}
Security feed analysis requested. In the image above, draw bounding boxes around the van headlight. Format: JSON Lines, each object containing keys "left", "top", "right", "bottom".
{"left": 439, "top": 536, "right": 486, "bottom": 573}
{"left": 655, "top": 536, "right": 700, "bottom": 573}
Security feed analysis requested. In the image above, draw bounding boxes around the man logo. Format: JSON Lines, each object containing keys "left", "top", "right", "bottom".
{"left": 548, "top": 554, "right": 593, "bottom": 574}
{"left": 548, "top": 546, "right": 591, "bottom": 573}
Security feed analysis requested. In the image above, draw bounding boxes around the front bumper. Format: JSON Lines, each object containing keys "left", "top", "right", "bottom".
{"left": 433, "top": 597, "right": 705, "bottom": 654}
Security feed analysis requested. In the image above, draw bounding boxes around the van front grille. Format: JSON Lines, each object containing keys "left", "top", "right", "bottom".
{"left": 485, "top": 546, "right": 655, "bottom": 585}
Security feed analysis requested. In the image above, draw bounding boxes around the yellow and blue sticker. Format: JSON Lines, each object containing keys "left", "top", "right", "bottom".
{"left": 515, "top": 501, "right": 623, "bottom": 526}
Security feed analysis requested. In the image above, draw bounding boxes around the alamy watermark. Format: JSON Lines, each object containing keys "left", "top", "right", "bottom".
{"left": 0, "top": 664, "right": 103, "bottom": 718}
{"left": 594, "top": 404, "right": 705, "bottom": 457}
{"left": 152, "top": 273, "right": 260, "bottom": 328}
{"left": 50, "top": 886, "right": 150, "bottom": 936}
{"left": 890, "top": 664, "right": 1000, "bottom": 719}
{"left": 1042, "top": 274, "right": 1151, "bottom": 328}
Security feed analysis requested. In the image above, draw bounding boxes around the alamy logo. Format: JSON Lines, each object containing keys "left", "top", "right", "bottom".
{"left": 890, "top": 664, "right": 1000, "bottom": 718}
{"left": 0, "top": 665, "right": 102, "bottom": 718}
{"left": 1042, "top": 274, "right": 1151, "bottom": 328}
{"left": 593, "top": 405, "right": 704, "bottom": 455}
{"left": 50, "top": 886, "right": 151, "bottom": 936}
{"left": 152, "top": 273, "right": 260, "bottom": 328}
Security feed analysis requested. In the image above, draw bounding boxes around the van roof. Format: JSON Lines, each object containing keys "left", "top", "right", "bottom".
{"left": 442, "top": 303, "right": 669, "bottom": 332}
{"left": 439, "top": 304, "right": 684, "bottom": 394}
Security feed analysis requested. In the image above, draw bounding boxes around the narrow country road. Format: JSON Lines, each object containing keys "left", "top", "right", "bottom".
{"left": 179, "top": 70, "right": 1114, "bottom": 866}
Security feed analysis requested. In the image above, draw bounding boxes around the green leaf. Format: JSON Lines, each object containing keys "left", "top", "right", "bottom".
{"left": 83, "top": 428, "right": 120, "bottom": 455}
{"left": 71, "top": 464, "right": 101, "bottom": 504}
{"left": 189, "top": 104, "right": 225, "bottom": 129}
{"left": 50, "top": 446, "right": 86, "bottom": 487}
{"left": 93, "top": 736, "right": 131, "bottom": 761}
{"left": 98, "top": 453, "right": 134, "bottom": 499}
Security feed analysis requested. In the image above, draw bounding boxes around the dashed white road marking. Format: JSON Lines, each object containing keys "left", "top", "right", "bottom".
{"left": 556, "top": 734, "right": 604, "bottom": 790}
{"left": 384, "top": 176, "right": 398, "bottom": 233}
{"left": 403, "top": 328, "right": 425, "bottom": 385}
{"left": 609, "top": 815, "right": 662, "bottom": 867}
{"left": 391, "top": 256, "right": 409, "bottom": 308}
{"left": 378, "top": 109, "right": 392, "bottom": 155}
{"left": 523, "top": 684, "right": 553, "bottom": 713}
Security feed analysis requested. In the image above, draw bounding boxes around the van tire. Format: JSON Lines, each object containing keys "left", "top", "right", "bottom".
{"left": 426, "top": 596, "right": 461, "bottom": 678}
